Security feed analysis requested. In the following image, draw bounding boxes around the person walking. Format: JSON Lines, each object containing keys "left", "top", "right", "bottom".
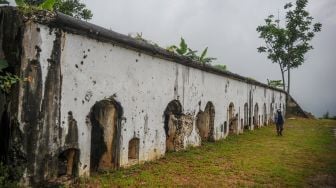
{"left": 274, "top": 109, "right": 284, "bottom": 136}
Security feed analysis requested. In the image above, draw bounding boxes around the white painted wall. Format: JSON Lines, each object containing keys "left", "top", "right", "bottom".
{"left": 27, "top": 24, "right": 286, "bottom": 176}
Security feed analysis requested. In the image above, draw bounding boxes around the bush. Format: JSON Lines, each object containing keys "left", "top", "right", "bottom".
{"left": 0, "top": 162, "right": 18, "bottom": 188}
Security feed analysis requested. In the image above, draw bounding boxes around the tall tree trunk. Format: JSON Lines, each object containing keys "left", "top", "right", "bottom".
{"left": 287, "top": 68, "right": 291, "bottom": 94}
{"left": 280, "top": 64, "right": 286, "bottom": 91}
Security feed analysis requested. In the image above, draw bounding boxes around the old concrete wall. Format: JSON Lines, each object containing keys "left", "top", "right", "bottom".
{"left": 58, "top": 29, "right": 286, "bottom": 176}
{"left": 0, "top": 8, "right": 287, "bottom": 185}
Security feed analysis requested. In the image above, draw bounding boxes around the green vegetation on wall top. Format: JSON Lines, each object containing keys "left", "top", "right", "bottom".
{"left": 15, "top": 0, "right": 92, "bottom": 20}
{"left": 167, "top": 38, "right": 217, "bottom": 65}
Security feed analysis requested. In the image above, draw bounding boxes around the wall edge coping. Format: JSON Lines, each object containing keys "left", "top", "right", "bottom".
{"left": 1, "top": 7, "right": 286, "bottom": 94}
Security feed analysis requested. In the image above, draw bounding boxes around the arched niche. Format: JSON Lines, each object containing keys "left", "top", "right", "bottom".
{"left": 254, "top": 103, "right": 259, "bottom": 129}
{"left": 163, "top": 100, "right": 193, "bottom": 151}
{"left": 128, "top": 138, "right": 140, "bottom": 164}
{"left": 263, "top": 103, "right": 267, "bottom": 126}
{"left": 89, "top": 98, "right": 123, "bottom": 172}
{"left": 164, "top": 100, "right": 182, "bottom": 151}
{"left": 228, "top": 102, "right": 238, "bottom": 134}
{"left": 196, "top": 102, "right": 215, "bottom": 142}
{"left": 57, "top": 148, "right": 80, "bottom": 177}
{"left": 243, "top": 103, "right": 249, "bottom": 129}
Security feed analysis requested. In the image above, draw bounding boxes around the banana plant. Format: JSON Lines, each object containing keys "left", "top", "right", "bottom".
{"left": 167, "top": 37, "right": 188, "bottom": 56}
{"left": 185, "top": 48, "right": 198, "bottom": 60}
{"left": 199, "top": 47, "right": 216, "bottom": 65}
{"left": 39, "top": 0, "right": 56, "bottom": 11}
{"left": 167, "top": 38, "right": 217, "bottom": 65}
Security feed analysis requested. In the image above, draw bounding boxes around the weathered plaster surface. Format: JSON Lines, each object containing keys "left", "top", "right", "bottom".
{"left": 56, "top": 31, "right": 286, "bottom": 175}
{"left": 0, "top": 8, "right": 286, "bottom": 184}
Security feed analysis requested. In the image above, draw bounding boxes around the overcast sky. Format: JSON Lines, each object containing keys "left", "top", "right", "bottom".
{"left": 8, "top": 0, "right": 336, "bottom": 117}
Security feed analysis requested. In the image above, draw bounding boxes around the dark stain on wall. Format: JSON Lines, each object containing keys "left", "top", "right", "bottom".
{"left": 65, "top": 111, "right": 78, "bottom": 147}
{"left": 0, "top": 13, "right": 66, "bottom": 185}
{"left": 0, "top": 100, "right": 10, "bottom": 163}
{"left": 90, "top": 106, "right": 107, "bottom": 172}
{"left": 0, "top": 7, "right": 27, "bottom": 183}
{"left": 34, "top": 28, "right": 63, "bottom": 185}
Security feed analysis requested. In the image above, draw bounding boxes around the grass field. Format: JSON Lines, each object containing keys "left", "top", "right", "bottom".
{"left": 78, "top": 119, "right": 336, "bottom": 187}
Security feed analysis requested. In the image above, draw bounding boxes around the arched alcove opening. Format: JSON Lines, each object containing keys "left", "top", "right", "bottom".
{"left": 244, "top": 103, "right": 249, "bottom": 129}
{"left": 224, "top": 121, "right": 227, "bottom": 134}
{"left": 254, "top": 103, "right": 259, "bottom": 129}
{"left": 58, "top": 148, "right": 80, "bottom": 177}
{"left": 164, "top": 100, "right": 183, "bottom": 151}
{"left": 240, "top": 118, "right": 243, "bottom": 131}
{"left": 228, "top": 103, "right": 238, "bottom": 135}
{"left": 128, "top": 138, "right": 140, "bottom": 164}
{"left": 196, "top": 102, "right": 215, "bottom": 142}
{"left": 89, "top": 98, "right": 123, "bottom": 172}
{"left": 259, "top": 115, "right": 261, "bottom": 126}
{"left": 263, "top": 103, "right": 267, "bottom": 126}
{"left": 270, "top": 103, "right": 274, "bottom": 123}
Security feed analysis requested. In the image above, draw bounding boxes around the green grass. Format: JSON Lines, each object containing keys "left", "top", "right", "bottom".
{"left": 78, "top": 119, "right": 336, "bottom": 187}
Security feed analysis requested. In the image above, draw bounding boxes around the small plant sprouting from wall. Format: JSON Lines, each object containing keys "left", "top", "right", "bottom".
{"left": 267, "top": 79, "right": 284, "bottom": 89}
{"left": 0, "top": 59, "right": 21, "bottom": 93}
{"left": 129, "top": 32, "right": 160, "bottom": 47}
{"left": 167, "top": 38, "right": 217, "bottom": 65}
{"left": 213, "top": 64, "right": 227, "bottom": 71}
{"left": 131, "top": 35, "right": 227, "bottom": 69}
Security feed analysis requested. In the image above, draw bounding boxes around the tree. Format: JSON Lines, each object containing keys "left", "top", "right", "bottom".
{"left": 257, "top": 0, "right": 321, "bottom": 94}
{"left": 15, "top": 0, "right": 92, "bottom": 20}
{"left": 0, "top": 0, "right": 10, "bottom": 5}
{"left": 322, "top": 111, "right": 329, "bottom": 119}
{"left": 54, "top": 0, "right": 92, "bottom": 20}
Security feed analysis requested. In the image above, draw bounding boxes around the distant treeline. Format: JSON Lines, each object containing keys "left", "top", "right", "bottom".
{"left": 320, "top": 111, "right": 336, "bottom": 120}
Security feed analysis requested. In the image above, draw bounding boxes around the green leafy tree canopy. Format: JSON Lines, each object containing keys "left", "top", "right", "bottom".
{"left": 0, "top": 0, "right": 10, "bottom": 5}
{"left": 15, "top": 0, "right": 92, "bottom": 20}
{"left": 257, "top": 0, "right": 321, "bottom": 94}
